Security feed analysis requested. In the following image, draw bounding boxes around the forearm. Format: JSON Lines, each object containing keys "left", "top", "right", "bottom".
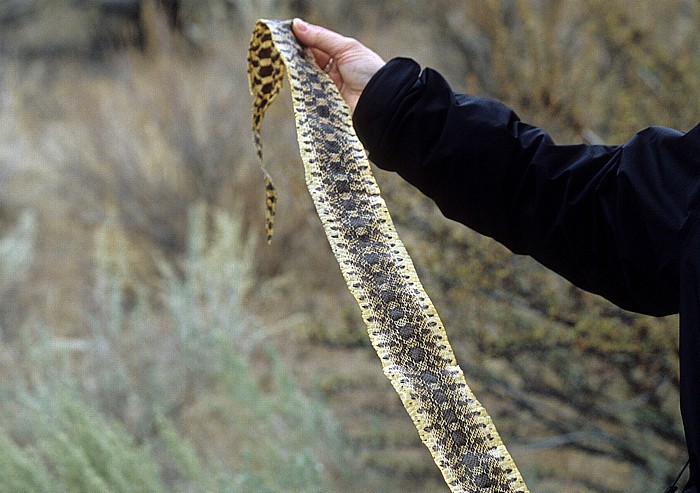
{"left": 353, "top": 58, "right": 699, "bottom": 315}
{"left": 353, "top": 58, "right": 614, "bottom": 253}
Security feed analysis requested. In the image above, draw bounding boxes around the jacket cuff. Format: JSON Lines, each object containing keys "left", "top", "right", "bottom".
{"left": 353, "top": 57, "right": 421, "bottom": 168}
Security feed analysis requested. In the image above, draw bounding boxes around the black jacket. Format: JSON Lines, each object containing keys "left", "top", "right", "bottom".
{"left": 353, "top": 57, "right": 700, "bottom": 492}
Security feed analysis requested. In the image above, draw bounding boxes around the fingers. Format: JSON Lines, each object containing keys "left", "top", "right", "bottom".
{"left": 291, "top": 18, "right": 386, "bottom": 113}
{"left": 309, "top": 47, "right": 332, "bottom": 71}
{"left": 292, "top": 18, "right": 357, "bottom": 60}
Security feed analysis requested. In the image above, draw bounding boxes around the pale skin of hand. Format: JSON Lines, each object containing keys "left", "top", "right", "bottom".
{"left": 292, "top": 18, "right": 386, "bottom": 113}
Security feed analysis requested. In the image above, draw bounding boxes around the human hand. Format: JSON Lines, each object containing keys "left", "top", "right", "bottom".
{"left": 292, "top": 19, "right": 385, "bottom": 112}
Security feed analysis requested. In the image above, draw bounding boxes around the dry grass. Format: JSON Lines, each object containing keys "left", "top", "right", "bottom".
{"left": 0, "top": 0, "right": 698, "bottom": 491}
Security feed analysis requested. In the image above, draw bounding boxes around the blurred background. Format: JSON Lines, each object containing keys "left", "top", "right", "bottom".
{"left": 0, "top": 0, "right": 697, "bottom": 491}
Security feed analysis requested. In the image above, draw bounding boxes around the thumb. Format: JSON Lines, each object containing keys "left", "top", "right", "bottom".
{"left": 292, "top": 19, "right": 357, "bottom": 60}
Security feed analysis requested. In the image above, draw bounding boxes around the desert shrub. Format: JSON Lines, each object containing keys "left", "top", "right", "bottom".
{"left": 0, "top": 204, "right": 345, "bottom": 492}
{"left": 1, "top": 1, "right": 698, "bottom": 491}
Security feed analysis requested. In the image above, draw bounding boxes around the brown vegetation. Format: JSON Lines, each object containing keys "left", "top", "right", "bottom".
{"left": 0, "top": 1, "right": 698, "bottom": 491}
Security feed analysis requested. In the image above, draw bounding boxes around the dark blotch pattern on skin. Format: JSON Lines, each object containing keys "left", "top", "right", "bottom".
{"left": 248, "top": 19, "right": 528, "bottom": 493}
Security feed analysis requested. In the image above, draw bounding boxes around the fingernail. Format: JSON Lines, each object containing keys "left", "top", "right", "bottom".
{"left": 293, "top": 18, "right": 308, "bottom": 32}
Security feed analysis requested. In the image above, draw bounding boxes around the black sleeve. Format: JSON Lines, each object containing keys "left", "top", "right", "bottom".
{"left": 680, "top": 222, "right": 700, "bottom": 489}
{"left": 353, "top": 57, "right": 700, "bottom": 317}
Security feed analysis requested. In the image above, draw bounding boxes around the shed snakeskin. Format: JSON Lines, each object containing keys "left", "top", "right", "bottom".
{"left": 248, "top": 19, "right": 529, "bottom": 493}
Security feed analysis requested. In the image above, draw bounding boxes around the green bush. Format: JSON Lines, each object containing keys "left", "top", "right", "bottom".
{"left": 0, "top": 205, "right": 345, "bottom": 492}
